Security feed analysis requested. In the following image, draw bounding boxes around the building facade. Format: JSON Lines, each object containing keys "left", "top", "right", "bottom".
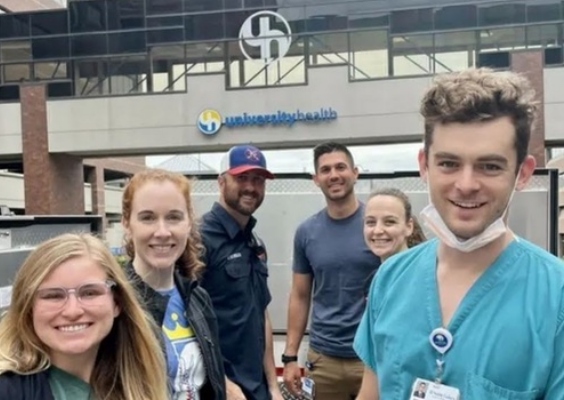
{"left": 0, "top": 0, "right": 561, "bottom": 100}
{"left": 0, "top": 0, "right": 564, "bottom": 222}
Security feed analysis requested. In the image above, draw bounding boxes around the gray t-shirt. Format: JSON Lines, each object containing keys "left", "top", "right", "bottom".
{"left": 293, "top": 203, "right": 381, "bottom": 358}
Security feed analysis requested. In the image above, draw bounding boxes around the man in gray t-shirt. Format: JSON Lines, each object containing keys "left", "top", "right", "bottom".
{"left": 282, "top": 142, "right": 380, "bottom": 400}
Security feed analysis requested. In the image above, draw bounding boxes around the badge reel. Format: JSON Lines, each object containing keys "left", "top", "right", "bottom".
{"left": 301, "top": 377, "right": 315, "bottom": 400}
{"left": 410, "top": 327, "right": 460, "bottom": 400}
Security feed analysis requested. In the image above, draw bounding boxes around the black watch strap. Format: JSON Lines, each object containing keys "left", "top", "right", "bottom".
{"left": 281, "top": 354, "right": 298, "bottom": 364}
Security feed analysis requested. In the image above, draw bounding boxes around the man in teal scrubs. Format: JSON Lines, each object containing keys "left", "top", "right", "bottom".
{"left": 354, "top": 68, "right": 564, "bottom": 400}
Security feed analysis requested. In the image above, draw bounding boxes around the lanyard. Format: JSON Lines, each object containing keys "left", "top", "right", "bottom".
{"left": 429, "top": 327, "right": 454, "bottom": 383}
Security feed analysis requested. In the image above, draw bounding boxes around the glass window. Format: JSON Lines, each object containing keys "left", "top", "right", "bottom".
{"left": 32, "top": 37, "right": 70, "bottom": 59}
{"left": 185, "top": 0, "right": 223, "bottom": 12}
{"left": 31, "top": 11, "right": 68, "bottom": 36}
{"left": 348, "top": 1, "right": 388, "bottom": 30}
{"left": 48, "top": 82, "right": 73, "bottom": 98}
{"left": 391, "top": 8, "right": 433, "bottom": 34}
{"left": 185, "top": 41, "right": 224, "bottom": 74}
{"left": 243, "top": 0, "right": 267, "bottom": 7}
{"left": 150, "top": 45, "right": 187, "bottom": 92}
{"left": 289, "top": 14, "right": 307, "bottom": 35}
{"left": 434, "top": 5, "right": 477, "bottom": 30}
{"left": 108, "top": 56, "right": 149, "bottom": 95}
{"left": 75, "top": 60, "right": 110, "bottom": 96}
{"left": 69, "top": 0, "right": 107, "bottom": 33}
{"left": 434, "top": 31, "right": 477, "bottom": 73}
{"left": 3, "top": 64, "right": 30, "bottom": 83}
{"left": 479, "top": 27, "right": 526, "bottom": 53}
{"left": 147, "top": 28, "right": 184, "bottom": 44}
{"left": 527, "top": 2, "right": 561, "bottom": 23}
{"left": 477, "top": 52, "right": 510, "bottom": 69}
{"left": 71, "top": 34, "right": 109, "bottom": 57}
{"left": 527, "top": 24, "right": 560, "bottom": 49}
{"left": 108, "top": 31, "right": 146, "bottom": 54}
{"left": 545, "top": 47, "right": 563, "bottom": 65}
{"left": 0, "top": 85, "right": 20, "bottom": 102}
{"left": 0, "top": 41, "right": 31, "bottom": 63}
{"left": 146, "top": 0, "right": 182, "bottom": 15}
{"left": 0, "top": 14, "right": 31, "bottom": 39}
{"left": 308, "top": 32, "right": 347, "bottom": 66}
{"left": 107, "top": 0, "right": 145, "bottom": 30}
{"left": 305, "top": 4, "right": 347, "bottom": 32}
{"left": 185, "top": 13, "right": 225, "bottom": 40}
{"left": 147, "top": 16, "right": 183, "bottom": 28}
{"left": 223, "top": 0, "right": 242, "bottom": 10}
{"left": 225, "top": 11, "right": 251, "bottom": 39}
{"left": 227, "top": 36, "right": 306, "bottom": 88}
{"left": 349, "top": 30, "right": 388, "bottom": 80}
{"left": 391, "top": 34, "right": 434, "bottom": 77}
{"left": 479, "top": 3, "right": 526, "bottom": 26}
{"left": 34, "top": 62, "right": 69, "bottom": 80}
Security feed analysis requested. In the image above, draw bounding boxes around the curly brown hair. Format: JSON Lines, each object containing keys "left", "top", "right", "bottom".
{"left": 420, "top": 67, "right": 538, "bottom": 168}
{"left": 368, "top": 187, "right": 426, "bottom": 248}
{"left": 121, "top": 169, "right": 205, "bottom": 281}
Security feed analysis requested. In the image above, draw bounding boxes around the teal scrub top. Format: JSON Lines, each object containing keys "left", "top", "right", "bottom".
{"left": 49, "top": 367, "right": 92, "bottom": 400}
{"left": 354, "top": 238, "right": 564, "bottom": 400}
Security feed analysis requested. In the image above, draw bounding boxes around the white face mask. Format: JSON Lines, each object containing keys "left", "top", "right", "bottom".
{"left": 419, "top": 171, "right": 520, "bottom": 253}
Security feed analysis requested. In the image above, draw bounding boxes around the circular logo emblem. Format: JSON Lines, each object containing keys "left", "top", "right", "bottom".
{"left": 197, "top": 109, "right": 222, "bottom": 135}
{"left": 239, "top": 11, "right": 292, "bottom": 66}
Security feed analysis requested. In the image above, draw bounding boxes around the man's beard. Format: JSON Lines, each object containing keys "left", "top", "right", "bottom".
{"left": 224, "top": 190, "right": 264, "bottom": 216}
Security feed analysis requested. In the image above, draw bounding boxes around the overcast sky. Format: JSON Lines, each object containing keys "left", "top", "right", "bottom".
{"left": 146, "top": 143, "right": 423, "bottom": 173}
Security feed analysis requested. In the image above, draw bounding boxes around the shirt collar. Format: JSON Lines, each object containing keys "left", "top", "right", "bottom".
{"left": 211, "top": 202, "right": 256, "bottom": 239}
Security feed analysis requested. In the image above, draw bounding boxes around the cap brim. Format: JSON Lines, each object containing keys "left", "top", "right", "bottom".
{"left": 228, "top": 166, "right": 275, "bottom": 179}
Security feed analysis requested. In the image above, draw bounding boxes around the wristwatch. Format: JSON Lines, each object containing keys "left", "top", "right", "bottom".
{"left": 281, "top": 354, "right": 298, "bottom": 364}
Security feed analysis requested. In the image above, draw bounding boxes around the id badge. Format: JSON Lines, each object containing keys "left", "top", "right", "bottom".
{"left": 410, "top": 378, "right": 460, "bottom": 400}
{"left": 302, "top": 377, "right": 315, "bottom": 400}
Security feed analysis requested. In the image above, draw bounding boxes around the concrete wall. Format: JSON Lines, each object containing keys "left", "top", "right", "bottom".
{"left": 1, "top": 65, "right": 564, "bottom": 157}
{"left": 0, "top": 104, "right": 22, "bottom": 157}
{"left": 12, "top": 66, "right": 430, "bottom": 157}
{"left": 543, "top": 68, "right": 564, "bottom": 144}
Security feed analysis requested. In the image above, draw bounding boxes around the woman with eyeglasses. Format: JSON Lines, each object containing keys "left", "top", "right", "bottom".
{"left": 122, "top": 169, "right": 226, "bottom": 400}
{"left": 0, "top": 233, "right": 168, "bottom": 400}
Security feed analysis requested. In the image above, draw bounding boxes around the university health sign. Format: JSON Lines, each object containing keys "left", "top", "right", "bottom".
{"left": 197, "top": 108, "right": 338, "bottom": 136}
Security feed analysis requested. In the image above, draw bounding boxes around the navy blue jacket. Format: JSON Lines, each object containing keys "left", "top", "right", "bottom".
{"left": 200, "top": 202, "right": 272, "bottom": 400}
{"left": 0, "top": 370, "right": 55, "bottom": 400}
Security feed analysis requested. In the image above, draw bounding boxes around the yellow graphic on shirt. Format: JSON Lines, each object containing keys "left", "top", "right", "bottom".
{"left": 163, "top": 312, "right": 195, "bottom": 341}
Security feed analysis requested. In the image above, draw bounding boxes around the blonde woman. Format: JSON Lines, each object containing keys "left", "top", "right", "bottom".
{"left": 0, "top": 233, "right": 168, "bottom": 400}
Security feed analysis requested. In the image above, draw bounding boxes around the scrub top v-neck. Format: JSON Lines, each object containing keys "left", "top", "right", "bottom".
{"left": 354, "top": 237, "right": 564, "bottom": 400}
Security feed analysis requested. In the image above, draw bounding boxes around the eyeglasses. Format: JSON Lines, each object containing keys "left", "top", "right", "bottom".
{"left": 35, "top": 280, "right": 116, "bottom": 309}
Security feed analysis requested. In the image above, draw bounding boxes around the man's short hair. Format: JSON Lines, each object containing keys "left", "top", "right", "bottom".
{"left": 420, "top": 67, "right": 538, "bottom": 167}
{"left": 313, "top": 141, "right": 355, "bottom": 172}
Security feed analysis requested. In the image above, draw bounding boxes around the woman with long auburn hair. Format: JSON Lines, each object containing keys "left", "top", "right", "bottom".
{"left": 0, "top": 233, "right": 169, "bottom": 400}
{"left": 122, "top": 168, "right": 226, "bottom": 400}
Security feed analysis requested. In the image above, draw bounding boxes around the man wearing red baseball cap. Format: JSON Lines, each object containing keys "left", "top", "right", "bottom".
{"left": 200, "top": 145, "right": 281, "bottom": 400}
{"left": 219, "top": 145, "right": 275, "bottom": 179}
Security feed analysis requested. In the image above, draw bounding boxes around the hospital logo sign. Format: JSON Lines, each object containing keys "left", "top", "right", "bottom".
{"left": 197, "top": 108, "right": 338, "bottom": 135}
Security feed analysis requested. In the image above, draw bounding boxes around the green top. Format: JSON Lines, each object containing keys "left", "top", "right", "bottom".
{"left": 48, "top": 366, "right": 92, "bottom": 400}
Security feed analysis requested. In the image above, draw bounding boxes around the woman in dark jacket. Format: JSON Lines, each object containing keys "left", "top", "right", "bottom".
{"left": 121, "top": 169, "right": 226, "bottom": 400}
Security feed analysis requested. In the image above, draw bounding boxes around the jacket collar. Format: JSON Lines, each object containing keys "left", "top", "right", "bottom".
{"left": 124, "top": 261, "right": 198, "bottom": 300}
{"left": 211, "top": 202, "right": 256, "bottom": 240}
